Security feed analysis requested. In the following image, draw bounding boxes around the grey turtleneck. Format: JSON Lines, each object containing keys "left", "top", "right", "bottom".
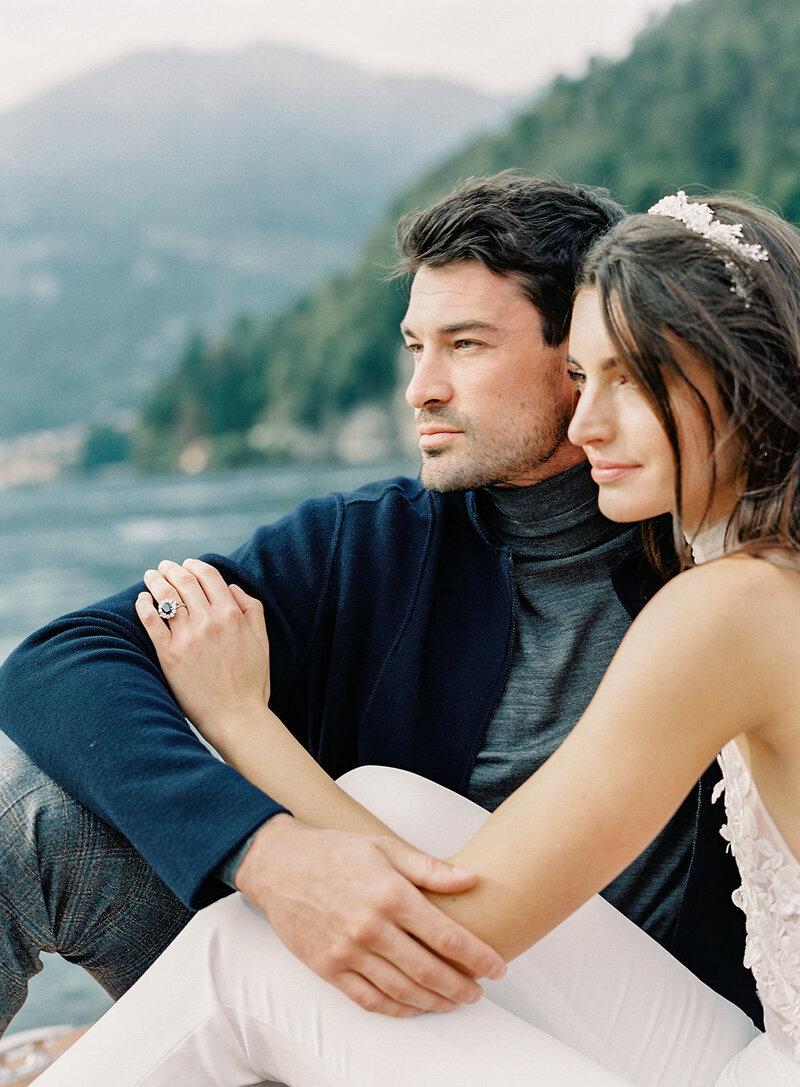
{"left": 468, "top": 462, "right": 694, "bottom": 945}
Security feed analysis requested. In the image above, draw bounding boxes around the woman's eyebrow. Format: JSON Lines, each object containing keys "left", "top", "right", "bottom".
{"left": 566, "top": 354, "right": 621, "bottom": 371}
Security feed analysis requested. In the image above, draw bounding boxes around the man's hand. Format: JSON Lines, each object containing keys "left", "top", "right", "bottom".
{"left": 235, "top": 814, "right": 506, "bottom": 1018}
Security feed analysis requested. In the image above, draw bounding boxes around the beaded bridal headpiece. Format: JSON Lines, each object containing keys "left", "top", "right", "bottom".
{"left": 647, "top": 190, "right": 769, "bottom": 303}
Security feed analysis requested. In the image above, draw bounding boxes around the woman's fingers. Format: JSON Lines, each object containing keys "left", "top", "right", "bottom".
{"left": 228, "top": 582, "right": 259, "bottom": 610}
{"left": 180, "top": 558, "right": 239, "bottom": 608}
{"left": 135, "top": 591, "right": 171, "bottom": 651}
{"left": 143, "top": 559, "right": 261, "bottom": 632}
{"left": 142, "top": 568, "right": 191, "bottom": 620}
{"left": 144, "top": 558, "right": 233, "bottom": 617}
{"left": 154, "top": 559, "right": 212, "bottom": 610}
{"left": 176, "top": 562, "right": 268, "bottom": 652}
{"left": 230, "top": 584, "right": 269, "bottom": 646}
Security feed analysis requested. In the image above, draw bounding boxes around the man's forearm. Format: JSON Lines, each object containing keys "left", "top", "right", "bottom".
{"left": 0, "top": 591, "right": 286, "bottom": 908}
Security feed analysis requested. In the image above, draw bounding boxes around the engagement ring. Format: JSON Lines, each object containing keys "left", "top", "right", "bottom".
{"left": 156, "top": 598, "right": 187, "bottom": 620}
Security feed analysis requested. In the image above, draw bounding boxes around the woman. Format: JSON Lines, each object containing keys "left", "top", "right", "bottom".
{"left": 38, "top": 193, "right": 800, "bottom": 1085}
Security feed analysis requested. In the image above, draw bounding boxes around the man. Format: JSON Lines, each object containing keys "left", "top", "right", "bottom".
{"left": 0, "top": 174, "right": 757, "bottom": 1034}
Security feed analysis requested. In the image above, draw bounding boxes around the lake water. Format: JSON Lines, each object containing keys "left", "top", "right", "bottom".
{"left": 0, "top": 457, "right": 416, "bottom": 1035}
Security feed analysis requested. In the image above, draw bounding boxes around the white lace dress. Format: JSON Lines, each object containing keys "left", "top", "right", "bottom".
{"left": 712, "top": 741, "right": 800, "bottom": 1084}
{"left": 690, "top": 525, "right": 800, "bottom": 1082}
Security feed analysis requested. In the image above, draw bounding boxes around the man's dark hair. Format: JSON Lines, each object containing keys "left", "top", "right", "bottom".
{"left": 394, "top": 172, "right": 624, "bottom": 345}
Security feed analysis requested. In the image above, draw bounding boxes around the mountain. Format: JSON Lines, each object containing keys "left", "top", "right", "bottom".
{"left": 0, "top": 44, "right": 516, "bottom": 438}
{"left": 133, "top": 0, "right": 800, "bottom": 472}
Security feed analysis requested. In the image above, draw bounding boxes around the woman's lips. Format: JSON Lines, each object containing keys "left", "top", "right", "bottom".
{"left": 589, "top": 462, "right": 640, "bottom": 484}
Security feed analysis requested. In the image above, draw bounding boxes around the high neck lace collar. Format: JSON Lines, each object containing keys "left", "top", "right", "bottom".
{"left": 688, "top": 521, "right": 729, "bottom": 565}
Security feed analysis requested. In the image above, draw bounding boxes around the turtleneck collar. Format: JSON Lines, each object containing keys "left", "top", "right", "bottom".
{"left": 474, "top": 461, "right": 635, "bottom": 561}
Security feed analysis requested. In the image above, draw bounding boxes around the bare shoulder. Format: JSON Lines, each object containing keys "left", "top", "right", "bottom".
{"left": 633, "top": 552, "right": 800, "bottom": 677}
{"left": 590, "top": 553, "right": 800, "bottom": 751}
{"left": 654, "top": 551, "right": 800, "bottom": 618}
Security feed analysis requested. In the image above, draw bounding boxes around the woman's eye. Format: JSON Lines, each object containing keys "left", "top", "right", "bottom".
{"left": 566, "top": 368, "right": 585, "bottom": 387}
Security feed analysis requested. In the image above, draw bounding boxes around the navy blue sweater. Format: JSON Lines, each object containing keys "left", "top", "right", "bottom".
{"left": 0, "top": 476, "right": 759, "bottom": 1022}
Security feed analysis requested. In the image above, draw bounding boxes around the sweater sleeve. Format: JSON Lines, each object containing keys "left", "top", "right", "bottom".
{"left": 0, "top": 493, "right": 343, "bottom": 908}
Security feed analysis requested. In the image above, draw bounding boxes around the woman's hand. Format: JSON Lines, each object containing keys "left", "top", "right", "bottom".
{"left": 136, "top": 558, "right": 271, "bottom": 748}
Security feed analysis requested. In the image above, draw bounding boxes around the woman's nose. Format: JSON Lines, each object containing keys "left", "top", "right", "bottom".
{"left": 568, "top": 386, "right": 611, "bottom": 448}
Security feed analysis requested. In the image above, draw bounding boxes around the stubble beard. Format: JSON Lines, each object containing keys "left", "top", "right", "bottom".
{"left": 419, "top": 406, "right": 573, "bottom": 493}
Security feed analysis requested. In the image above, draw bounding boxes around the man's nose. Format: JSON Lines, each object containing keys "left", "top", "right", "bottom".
{"left": 404, "top": 351, "right": 454, "bottom": 409}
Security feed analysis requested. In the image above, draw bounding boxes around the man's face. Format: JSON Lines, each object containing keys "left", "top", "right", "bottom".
{"left": 402, "top": 261, "right": 584, "bottom": 491}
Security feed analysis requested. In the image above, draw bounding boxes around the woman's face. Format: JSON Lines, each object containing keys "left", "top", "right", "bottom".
{"left": 566, "top": 287, "right": 738, "bottom": 535}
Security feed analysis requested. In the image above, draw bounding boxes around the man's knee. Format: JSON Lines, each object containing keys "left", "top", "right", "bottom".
{"left": 0, "top": 747, "right": 68, "bottom": 829}
{"left": 0, "top": 748, "right": 111, "bottom": 898}
{"left": 0, "top": 749, "right": 79, "bottom": 899}
{"left": 0, "top": 749, "right": 88, "bottom": 1029}
{"left": 0, "top": 748, "right": 192, "bottom": 996}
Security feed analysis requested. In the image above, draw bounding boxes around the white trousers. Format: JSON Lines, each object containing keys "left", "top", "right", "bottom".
{"left": 38, "top": 766, "right": 768, "bottom": 1087}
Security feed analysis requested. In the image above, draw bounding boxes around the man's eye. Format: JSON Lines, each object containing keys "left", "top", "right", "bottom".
{"left": 404, "top": 343, "right": 422, "bottom": 355}
{"left": 565, "top": 368, "right": 585, "bottom": 387}
{"left": 454, "top": 339, "right": 480, "bottom": 350}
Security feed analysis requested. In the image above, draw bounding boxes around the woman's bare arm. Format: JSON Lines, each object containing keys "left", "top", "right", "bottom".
{"left": 428, "top": 555, "right": 794, "bottom": 956}
{"left": 140, "top": 555, "right": 796, "bottom": 961}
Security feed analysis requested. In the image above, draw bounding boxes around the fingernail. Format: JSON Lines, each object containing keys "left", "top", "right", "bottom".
{"left": 467, "top": 988, "right": 483, "bottom": 1004}
{"left": 488, "top": 962, "right": 507, "bottom": 980}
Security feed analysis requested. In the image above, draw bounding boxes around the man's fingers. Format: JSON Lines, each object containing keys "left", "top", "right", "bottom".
{"left": 335, "top": 972, "right": 422, "bottom": 1018}
{"left": 364, "top": 923, "right": 484, "bottom": 1007}
{"left": 244, "top": 820, "right": 504, "bottom": 1017}
{"left": 376, "top": 839, "right": 507, "bottom": 983}
{"left": 340, "top": 950, "right": 461, "bottom": 1014}
{"left": 378, "top": 836, "right": 478, "bottom": 893}
{"left": 408, "top": 897, "right": 506, "bottom": 982}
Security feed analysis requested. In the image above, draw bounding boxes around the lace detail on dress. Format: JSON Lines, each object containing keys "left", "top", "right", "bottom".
{"left": 714, "top": 742, "right": 800, "bottom": 1059}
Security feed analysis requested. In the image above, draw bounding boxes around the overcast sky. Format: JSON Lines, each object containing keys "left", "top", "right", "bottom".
{"left": 1, "top": 0, "right": 687, "bottom": 112}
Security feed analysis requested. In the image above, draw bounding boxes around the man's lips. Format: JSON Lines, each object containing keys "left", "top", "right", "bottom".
{"left": 418, "top": 426, "right": 463, "bottom": 449}
{"left": 588, "top": 460, "right": 641, "bottom": 484}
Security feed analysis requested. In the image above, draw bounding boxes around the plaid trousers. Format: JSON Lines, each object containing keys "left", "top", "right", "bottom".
{"left": 0, "top": 749, "right": 192, "bottom": 1035}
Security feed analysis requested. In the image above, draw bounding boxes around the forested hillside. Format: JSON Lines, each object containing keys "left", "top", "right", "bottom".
{"left": 135, "top": 0, "right": 800, "bottom": 471}
{"left": 0, "top": 44, "right": 513, "bottom": 439}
